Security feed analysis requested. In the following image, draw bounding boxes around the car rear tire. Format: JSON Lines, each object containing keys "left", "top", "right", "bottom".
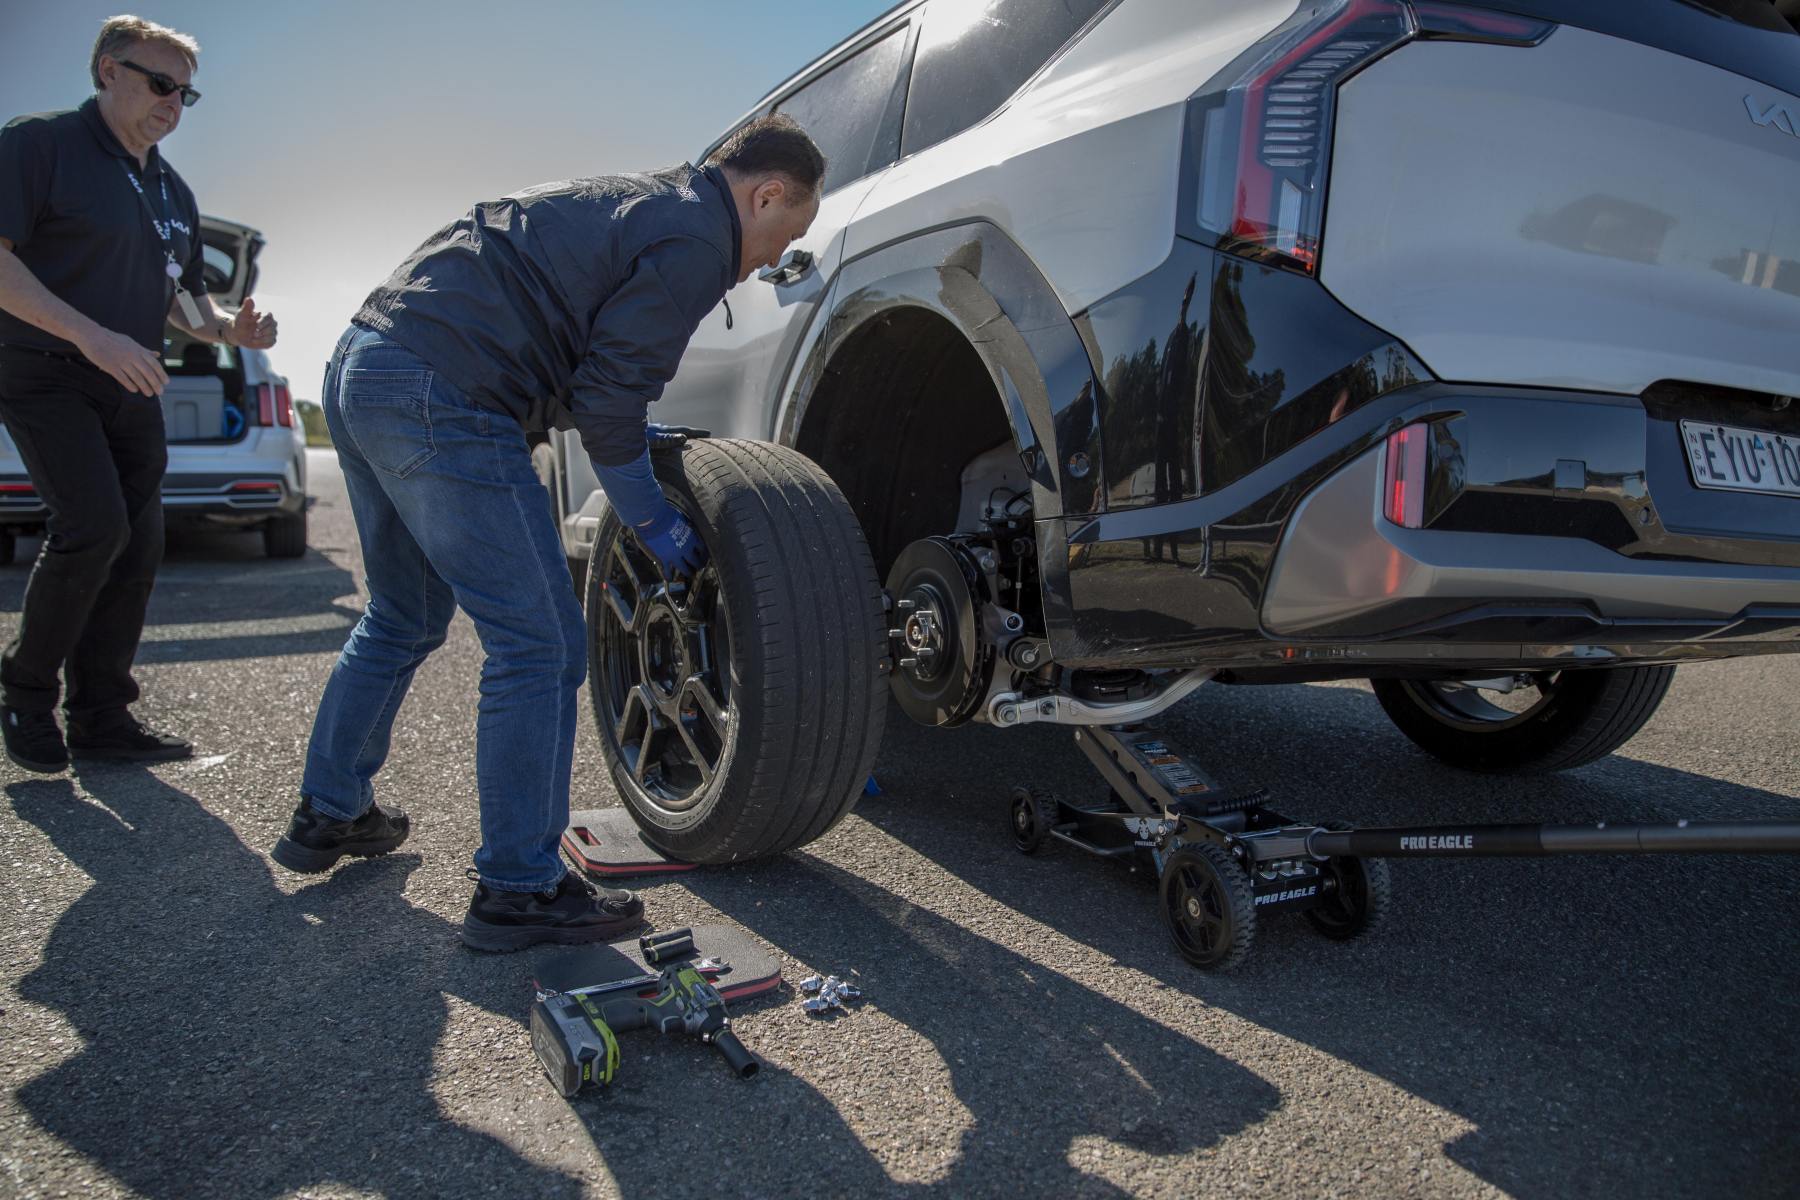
{"left": 586, "top": 438, "right": 887, "bottom": 864}
{"left": 263, "top": 511, "right": 307, "bottom": 559}
{"left": 1371, "top": 666, "right": 1676, "bottom": 774}
{"left": 0, "top": 530, "right": 13, "bottom": 565}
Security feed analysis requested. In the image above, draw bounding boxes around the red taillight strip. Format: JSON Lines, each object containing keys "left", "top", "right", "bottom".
{"left": 1202, "top": 0, "right": 1554, "bottom": 275}
{"left": 1413, "top": 2, "right": 1555, "bottom": 46}
{"left": 1226, "top": 0, "right": 1414, "bottom": 273}
{"left": 1383, "top": 423, "right": 1430, "bottom": 528}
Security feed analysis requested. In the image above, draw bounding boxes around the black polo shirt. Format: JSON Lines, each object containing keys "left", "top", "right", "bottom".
{"left": 0, "top": 97, "right": 206, "bottom": 356}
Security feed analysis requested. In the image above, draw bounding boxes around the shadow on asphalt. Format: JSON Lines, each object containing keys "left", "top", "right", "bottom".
{"left": 677, "top": 854, "right": 1280, "bottom": 1196}
{"left": 8, "top": 767, "right": 581, "bottom": 1200}
{"left": 852, "top": 682, "right": 1800, "bottom": 1199}
{"left": 0, "top": 529, "right": 364, "bottom": 665}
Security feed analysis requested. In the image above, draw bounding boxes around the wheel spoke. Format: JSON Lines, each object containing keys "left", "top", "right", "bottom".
{"left": 682, "top": 674, "right": 729, "bottom": 740}
{"left": 674, "top": 721, "right": 715, "bottom": 785}
{"left": 603, "top": 576, "right": 635, "bottom": 631}
{"left": 614, "top": 683, "right": 657, "bottom": 746}
{"left": 674, "top": 565, "right": 717, "bottom": 623}
{"left": 604, "top": 543, "right": 642, "bottom": 629}
{"left": 632, "top": 720, "right": 660, "bottom": 785}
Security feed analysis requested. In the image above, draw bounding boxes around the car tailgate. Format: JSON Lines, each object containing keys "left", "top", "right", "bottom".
{"left": 1319, "top": 19, "right": 1800, "bottom": 400}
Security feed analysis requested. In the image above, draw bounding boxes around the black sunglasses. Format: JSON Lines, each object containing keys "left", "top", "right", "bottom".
{"left": 117, "top": 60, "right": 202, "bottom": 107}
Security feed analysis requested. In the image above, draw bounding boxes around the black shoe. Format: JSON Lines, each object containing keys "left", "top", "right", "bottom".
{"left": 2, "top": 706, "right": 68, "bottom": 774}
{"left": 461, "top": 870, "right": 645, "bottom": 953}
{"left": 271, "top": 797, "right": 411, "bottom": 873}
{"left": 67, "top": 715, "right": 193, "bottom": 763}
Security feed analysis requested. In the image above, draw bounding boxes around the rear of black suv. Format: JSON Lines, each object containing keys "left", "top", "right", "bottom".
{"left": 1055, "top": 0, "right": 1800, "bottom": 688}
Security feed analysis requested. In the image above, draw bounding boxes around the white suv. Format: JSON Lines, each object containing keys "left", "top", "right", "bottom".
{"left": 542, "top": 0, "right": 1800, "bottom": 865}
{"left": 0, "top": 215, "right": 308, "bottom": 561}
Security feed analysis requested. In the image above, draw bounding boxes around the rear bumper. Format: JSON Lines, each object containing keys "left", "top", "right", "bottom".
{"left": 1264, "top": 439, "right": 1800, "bottom": 637}
{"left": 0, "top": 476, "right": 303, "bottom": 524}
{"left": 1051, "top": 382, "right": 1800, "bottom": 672}
{"left": 0, "top": 428, "right": 306, "bottom": 527}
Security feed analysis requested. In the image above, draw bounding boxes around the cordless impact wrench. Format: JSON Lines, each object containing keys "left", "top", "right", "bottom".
{"left": 531, "top": 961, "right": 758, "bottom": 1096}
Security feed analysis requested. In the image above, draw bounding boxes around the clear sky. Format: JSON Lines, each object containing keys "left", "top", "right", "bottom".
{"left": 2, "top": 1, "right": 895, "bottom": 395}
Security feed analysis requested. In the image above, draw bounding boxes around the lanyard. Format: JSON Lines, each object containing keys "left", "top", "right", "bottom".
{"left": 119, "top": 159, "right": 203, "bottom": 326}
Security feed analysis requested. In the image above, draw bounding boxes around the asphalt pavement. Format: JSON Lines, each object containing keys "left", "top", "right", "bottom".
{"left": 2, "top": 447, "right": 1796, "bottom": 1199}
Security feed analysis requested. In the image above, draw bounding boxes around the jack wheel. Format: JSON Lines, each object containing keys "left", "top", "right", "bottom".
{"left": 1304, "top": 821, "right": 1391, "bottom": 941}
{"left": 1159, "top": 842, "right": 1255, "bottom": 971}
{"left": 1009, "top": 787, "right": 1059, "bottom": 854}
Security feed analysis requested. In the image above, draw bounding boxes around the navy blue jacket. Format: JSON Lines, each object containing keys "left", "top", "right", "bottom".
{"left": 356, "top": 163, "right": 741, "bottom": 466}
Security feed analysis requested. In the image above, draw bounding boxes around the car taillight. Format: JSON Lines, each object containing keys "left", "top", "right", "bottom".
{"left": 254, "top": 383, "right": 294, "bottom": 427}
{"left": 1383, "top": 422, "right": 1430, "bottom": 528}
{"left": 1192, "top": 1, "right": 1554, "bottom": 275}
{"left": 1412, "top": 2, "right": 1554, "bottom": 46}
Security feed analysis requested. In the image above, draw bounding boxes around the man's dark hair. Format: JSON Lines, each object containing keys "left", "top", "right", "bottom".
{"left": 706, "top": 114, "right": 826, "bottom": 201}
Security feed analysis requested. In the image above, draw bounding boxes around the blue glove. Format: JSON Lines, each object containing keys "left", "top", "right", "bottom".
{"left": 635, "top": 503, "right": 709, "bottom": 580}
{"left": 591, "top": 446, "right": 709, "bottom": 578}
{"left": 646, "top": 423, "right": 710, "bottom": 450}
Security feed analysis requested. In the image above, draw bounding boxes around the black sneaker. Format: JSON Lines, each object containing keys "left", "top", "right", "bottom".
{"left": 2, "top": 706, "right": 68, "bottom": 774}
{"left": 67, "top": 715, "right": 193, "bottom": 763}
{"left": 461, "top": 870, "right": 645, "bottom": 953}
{"left": 271, "top": 797, "right": 411, "bottom": 874}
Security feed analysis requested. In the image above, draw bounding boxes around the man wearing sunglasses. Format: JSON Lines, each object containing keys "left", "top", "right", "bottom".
{"left": 0, "top": 16, "right": 278, "bottom": 774}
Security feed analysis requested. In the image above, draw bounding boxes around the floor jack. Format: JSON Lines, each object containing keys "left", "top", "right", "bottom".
{"left": 1009, "top": 722, "right": 1800, "bottom": 971}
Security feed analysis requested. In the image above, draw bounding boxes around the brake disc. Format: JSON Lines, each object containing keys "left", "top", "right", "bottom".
{"left": 885, "top": 536, "right": 993, "bottom": 727}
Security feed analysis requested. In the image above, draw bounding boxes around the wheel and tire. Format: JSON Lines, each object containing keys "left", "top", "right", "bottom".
{"left": 263, "top": 511, "right": 307, "bottom": 558}
{"left": 531, "top": 441, "right": 586, "bottom": 593}
{"left": 1159, "top": 842, "right": 1256, "bottom": 971}
{"left": 1371, "top": 666, "right": 1675, "bottom": 774}
{"left": 0, "top": 529, "right": 14, "bottom": 565}
{"left": 586, "top": 438, "right": 887, "bottom": 864}
{"left": 1303, "top": 822, "right": 1390, "bottom": 942}
{"left": 1009, "top": 786, "right": 1061, "bottom": 854}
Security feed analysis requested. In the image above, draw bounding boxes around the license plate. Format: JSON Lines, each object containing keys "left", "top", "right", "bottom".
{"left": 1680, "top": 420, "right": 1800, "bottom": 499}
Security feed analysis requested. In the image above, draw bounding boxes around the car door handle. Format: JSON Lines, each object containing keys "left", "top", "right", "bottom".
{"left": 758, "top": 249, "right": 814, "bottom": 286}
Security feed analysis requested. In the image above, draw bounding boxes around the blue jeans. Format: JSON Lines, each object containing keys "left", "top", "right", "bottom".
{"left": 302, "top": 326, "right": 585, "bottom": 892}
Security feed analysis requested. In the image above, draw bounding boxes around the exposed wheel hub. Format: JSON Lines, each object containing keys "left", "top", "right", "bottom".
{"left": 641, "top": 604, "right": 688, "bottom": 701}
{"left": 884, "top": 537, "right": 993, "bottom": 727}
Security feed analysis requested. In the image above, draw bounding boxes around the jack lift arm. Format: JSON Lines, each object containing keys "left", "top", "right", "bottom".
{"left": 1009, "top": 723, "right": 1800, "bottom": 971}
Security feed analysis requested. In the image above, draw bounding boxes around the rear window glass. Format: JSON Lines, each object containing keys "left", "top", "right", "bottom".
{"left": 775, "top": 26, "right": 910, "bottom": 195}
{"left": 901, "top": 0, "right": 1108, "bottom": 157}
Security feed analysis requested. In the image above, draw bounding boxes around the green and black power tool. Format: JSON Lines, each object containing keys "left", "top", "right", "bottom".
{"left": 531, "top": 957, "right": 759, "bottom": 1097}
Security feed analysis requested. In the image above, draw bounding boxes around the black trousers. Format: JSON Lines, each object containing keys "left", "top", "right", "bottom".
{"left": 0, "top": 348, "right": 166, "bottom": 725}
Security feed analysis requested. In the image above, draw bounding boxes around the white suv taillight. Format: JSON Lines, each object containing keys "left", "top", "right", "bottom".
{"left": 1192, "top": 0, "right": 1553, "bottom": 275}
{"left": 255, "top": 382, "right": 295, "bottom": 428}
